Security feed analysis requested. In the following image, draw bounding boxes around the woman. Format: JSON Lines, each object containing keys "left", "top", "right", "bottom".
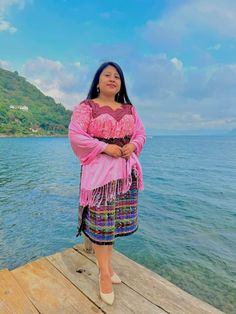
{"left": 68, "top": 61, "right": 146, "bottom": 305}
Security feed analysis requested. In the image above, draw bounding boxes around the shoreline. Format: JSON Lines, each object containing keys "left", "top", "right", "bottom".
{"left": 0, "top": 134, "right": 68, "bottom": 138}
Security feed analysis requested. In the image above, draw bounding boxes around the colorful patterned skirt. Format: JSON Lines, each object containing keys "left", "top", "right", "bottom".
{"left": 76, "top": 168, "right": 139, "bottom": 245}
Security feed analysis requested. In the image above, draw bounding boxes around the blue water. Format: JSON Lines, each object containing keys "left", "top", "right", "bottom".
{"left": 0, "top": 136, "right": 235, "bottom": 313}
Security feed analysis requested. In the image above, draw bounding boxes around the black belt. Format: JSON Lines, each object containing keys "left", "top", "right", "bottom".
{"left": 94, "top": 135, "right": 131, "bottom": 147}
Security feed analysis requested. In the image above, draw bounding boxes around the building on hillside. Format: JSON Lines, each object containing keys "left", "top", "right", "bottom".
{"left": 9, "top": 105, "right": 29, "bottom": 111}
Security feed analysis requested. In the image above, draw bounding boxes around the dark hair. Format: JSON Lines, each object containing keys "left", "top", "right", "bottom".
{"left": 86, "top": 61, "right": 132, "bottom": 105}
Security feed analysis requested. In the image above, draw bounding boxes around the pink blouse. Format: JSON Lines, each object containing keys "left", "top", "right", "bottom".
{"left": 72, "top": 99, "right": 135, "bottom": 138}
{"left": 68, "top": 99, "right": 146, "bottom": 207}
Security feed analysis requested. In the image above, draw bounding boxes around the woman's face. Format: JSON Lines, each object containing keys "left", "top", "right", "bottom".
{"left": 98, "top": 65, "right": 121, "bottom": 97}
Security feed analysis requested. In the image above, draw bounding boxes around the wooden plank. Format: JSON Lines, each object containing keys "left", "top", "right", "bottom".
{"left": 11, "top": 257, "right": 103, "bottom": 314}
{"left": 47, "top": 248, "right": 166, "bottom": 314}
{"left": 0, "top": 268, "right": 38, "bottom": 314}
{"left": 74, "top": 244, "right": 225, "bottom": 314}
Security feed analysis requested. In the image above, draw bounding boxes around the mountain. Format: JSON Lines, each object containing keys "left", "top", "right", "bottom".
{"left": 145, "top": 128, "right": 232, "bottom": 136}
{"left": 0, "top": 67, "right": 72, "bottom": 136}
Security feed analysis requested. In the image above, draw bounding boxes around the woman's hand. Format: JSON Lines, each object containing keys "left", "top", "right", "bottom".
{"left": 121, "top": 143, "right": 136, "bottom": 160}
{"left": 103, "top": 144, "right": 123, "bottom": 158}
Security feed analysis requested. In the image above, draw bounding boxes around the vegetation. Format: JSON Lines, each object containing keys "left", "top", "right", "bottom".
{"left": 0, "top": 67, "right": 72, "bottom": 136}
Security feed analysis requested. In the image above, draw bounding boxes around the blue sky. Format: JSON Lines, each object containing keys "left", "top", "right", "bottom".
{"left": 1, "top": 0, "right": 236, "bottom": 134}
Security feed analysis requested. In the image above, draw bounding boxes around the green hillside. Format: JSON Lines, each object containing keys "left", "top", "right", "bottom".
{"left": 0, "top": 67, "right": 72, "bottom": 136}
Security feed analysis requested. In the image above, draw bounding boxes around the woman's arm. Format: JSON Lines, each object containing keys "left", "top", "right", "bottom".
{"left": 130, "top": 106, "right": 146, "bottom": 157}
{"left": 68, "top": 101, "right": 108, "bottom": 165}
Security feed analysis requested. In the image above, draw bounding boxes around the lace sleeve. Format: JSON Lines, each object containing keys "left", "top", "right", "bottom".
{"left": 71, "top": 100, "right": 92, "bottom": 132}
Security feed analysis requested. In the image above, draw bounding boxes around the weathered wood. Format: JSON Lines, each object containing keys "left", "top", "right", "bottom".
{"left": 74, "top": 243, "right": 224, "bottom": 314}
{"left": 0, "top": 244, "right": 225, "bottom": 314}
{"left": 11, "top": 257, "right": 103, "bottom": 314}
{"left": 47, "top": 248, "right": 166, "bottom": 313}
{"left": 0, "top": 268, "right": 38, "bottom": 314}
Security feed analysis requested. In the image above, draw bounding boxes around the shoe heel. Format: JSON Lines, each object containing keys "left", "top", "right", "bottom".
{"left": 96, "top": 260, "right": 121, "bottom": 284}
{"left": 99, "top": 274, "right": 114, "bottom": 305}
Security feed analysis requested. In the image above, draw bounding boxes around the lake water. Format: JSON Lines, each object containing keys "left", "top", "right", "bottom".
{"left": 0, "top": 136, "right": 235, "bottom": 313}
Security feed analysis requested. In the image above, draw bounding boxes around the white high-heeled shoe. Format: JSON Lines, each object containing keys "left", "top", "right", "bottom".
{"left": 99, "top": 273, "right": 114, "bottom": 305}
{"left": 96, "top": 260, "right": 122, "bottom": 284}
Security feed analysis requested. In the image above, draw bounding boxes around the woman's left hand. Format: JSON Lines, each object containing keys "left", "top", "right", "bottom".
{"left": 121, "top": 143, "right": 136, "bottom": 159}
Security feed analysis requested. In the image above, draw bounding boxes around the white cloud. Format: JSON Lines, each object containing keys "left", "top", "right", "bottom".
{"left": 0, "top": 59, "right": 12, "bottom": 70}
{"left": 21, "top": 57, "right": 90, "bottom": 108}
{"left": 74, "top": 61, "right": 81, "bottom": 68}
{"left": 128, "top": 54, "right": 184, "bottom": 100}
{"left": 0, "top": 0, "right": 32, "bottom": 33}
{"left": 24, "top": 56, "right": 64, "bottom": 72}
{"left": 0, "top": 20, "right": 17, "bottom": 33}
{"left": 171, "top": 57, "right": 183, "bottom": 71}
{"left": 184, "top": 64, "right": 236, "bottom": 99}
{"left": 0, "top": 0, "right": 31, "bottom": 14}
{"left": 126, "top": 54, "right": 236, "bottom": 130}
{"left": 142, "top": 0, "right": 236, "bottom": 46}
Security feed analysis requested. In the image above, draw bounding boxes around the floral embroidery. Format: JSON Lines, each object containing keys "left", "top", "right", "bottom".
{"left": 73, "top": 100, "right": 135, "bottom": 138}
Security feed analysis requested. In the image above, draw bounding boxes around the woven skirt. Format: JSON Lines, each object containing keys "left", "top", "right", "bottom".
{"left": 76, "top": 168, "right": 139, "bottom": 245}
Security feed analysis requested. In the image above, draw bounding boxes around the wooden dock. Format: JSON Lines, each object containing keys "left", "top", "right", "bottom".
{"left": 0, "top": 243, "right": 224, "bottom": 314}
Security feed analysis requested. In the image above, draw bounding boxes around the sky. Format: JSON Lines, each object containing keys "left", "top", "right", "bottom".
{"left": 0, "top": 0, "right": 236, "bottom": 135}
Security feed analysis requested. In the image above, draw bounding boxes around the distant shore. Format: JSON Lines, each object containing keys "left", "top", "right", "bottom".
{"left": 0, "top": 133, "right": 67, "bottom": 138}
{"left": 1, "top": 133, "right": 235, "bottom": 138}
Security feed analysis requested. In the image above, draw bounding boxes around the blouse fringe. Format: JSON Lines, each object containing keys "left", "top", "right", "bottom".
{"left": 79, "top": 169, "right": 139, "bottom": 207}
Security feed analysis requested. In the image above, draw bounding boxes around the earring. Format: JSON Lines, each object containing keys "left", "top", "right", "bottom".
{"left": 97, "top": 86, "right": 100, "bottom": 93}
{"left": 117, "top": 92, "right": 120, "bottom": 97}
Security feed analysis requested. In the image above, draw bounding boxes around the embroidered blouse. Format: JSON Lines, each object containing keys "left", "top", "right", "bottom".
{"left": 74, "top": 99, "right": 135, "bottom": 138}
{"left": 68, "top": 99, "right": 146, "bottom": 207}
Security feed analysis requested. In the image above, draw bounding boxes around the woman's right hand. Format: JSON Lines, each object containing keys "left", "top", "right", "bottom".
{"left": 103, "top": 144, "right": 123, "bottom": 158}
